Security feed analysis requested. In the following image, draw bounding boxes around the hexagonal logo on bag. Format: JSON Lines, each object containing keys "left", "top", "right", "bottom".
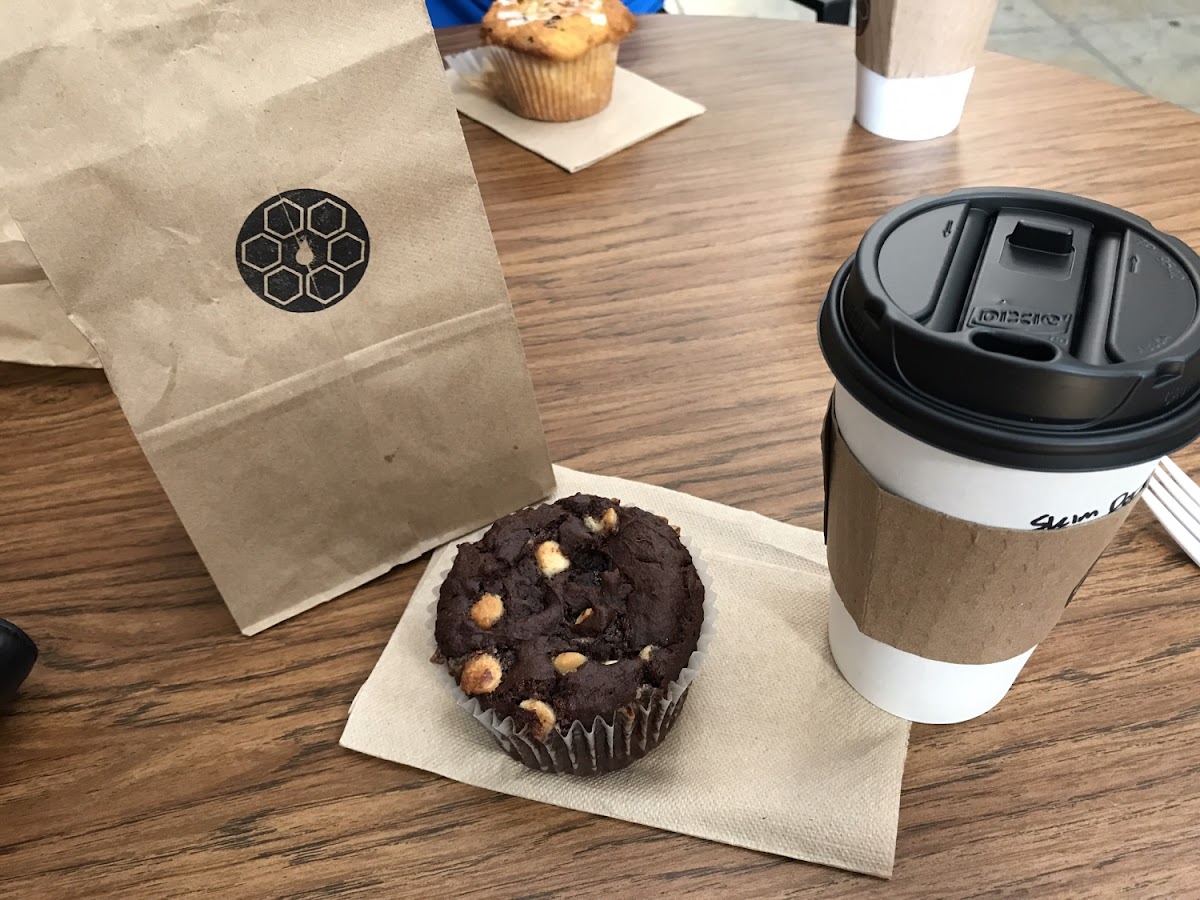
{"left": 236, "top": 189, "right": 370, "bottom": 313}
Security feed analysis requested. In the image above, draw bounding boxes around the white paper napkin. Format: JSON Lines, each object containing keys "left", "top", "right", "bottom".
{"left": 445, "top": 49, "right": 706, "bottom": 173}
{"left": 341, "top": 466, "right": 910, "bottom": 878}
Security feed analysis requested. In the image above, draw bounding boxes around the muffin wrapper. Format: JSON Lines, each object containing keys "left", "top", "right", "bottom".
{"left": 446, "top": 44, "right": 620, "bottom": 122}
{"left": 430, "top": 528, "right": 716, "bottom": 776}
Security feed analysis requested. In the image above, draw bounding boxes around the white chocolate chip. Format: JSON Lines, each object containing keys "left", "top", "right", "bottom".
{"left": 460, "top": 653, "right": 502, "bottom": 695}
{"left": 584, "top": 507, "right": 619, "bottom": 535}
{"left": 519, "top": 698, "right": 557, "bottom": 741}
{"left": 639, "top": 645, "right": 654, "bottom": 661}
{"left": 535, "top": 540, "right": 570, "bottom": 577}
{"left": 469, "top": 593, "right": 504, "bottom": 629}
{"left": 553, "top": 651, "right": 587, "bottom": 674}
{"left": 574, "top": 608, "right": 593, "bottom": 625}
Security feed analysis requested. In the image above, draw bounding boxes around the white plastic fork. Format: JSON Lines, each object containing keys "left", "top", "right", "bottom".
{"left": 1144, "top": 456, "right": 1200, "bottom": 567}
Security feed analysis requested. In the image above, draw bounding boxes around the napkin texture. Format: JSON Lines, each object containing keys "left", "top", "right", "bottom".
{"left": 341, "top": 466, "right": 910, "bottom": 878}
{"left": 445, "top": 49, "right": 705, "bottom": 173}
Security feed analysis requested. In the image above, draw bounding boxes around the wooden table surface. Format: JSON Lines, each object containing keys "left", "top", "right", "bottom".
{"left": 4, "top": 15, "right": 1200, "bottom": 898}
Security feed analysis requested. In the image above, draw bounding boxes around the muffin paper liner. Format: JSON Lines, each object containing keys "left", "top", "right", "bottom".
{"left": 445, "top": 44, "right": 620, "bottom": 122}
{"left": 429, "top": 527, "right": 716, "bottom": 776}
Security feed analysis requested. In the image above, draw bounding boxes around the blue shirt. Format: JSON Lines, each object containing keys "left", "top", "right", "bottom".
{"left": 427, "top": 0, "right": 661, "bottom": 29}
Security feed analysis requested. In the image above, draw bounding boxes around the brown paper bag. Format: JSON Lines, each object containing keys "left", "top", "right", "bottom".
{"left": 0, "top": 0, "right": 555, "bottom": 634}
{"left": 0, "top": 205, "right": 99, "bottom": 368}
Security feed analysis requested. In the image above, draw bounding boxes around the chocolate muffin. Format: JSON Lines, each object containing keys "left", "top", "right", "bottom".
{"left": 434, "top": 493, "right": 707, "bottom": 774}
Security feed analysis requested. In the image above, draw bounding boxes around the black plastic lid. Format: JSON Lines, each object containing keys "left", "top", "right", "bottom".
{"left": 818, "top": 187, "right": 1200, "bottom": 471}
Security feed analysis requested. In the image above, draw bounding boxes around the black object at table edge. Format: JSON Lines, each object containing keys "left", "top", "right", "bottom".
{"left": 0, "top": 619, "right": 38, "bottom": 706}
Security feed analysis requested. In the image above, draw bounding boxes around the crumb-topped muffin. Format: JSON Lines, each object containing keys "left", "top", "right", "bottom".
{"left": 482, "top": 0, "right": 635, "bottom": 60}
{"left": 434, "top": 494, "right": 706, "bottom": 774}
{"left": 479, "top": 0, "right": 636, "bottom": 121}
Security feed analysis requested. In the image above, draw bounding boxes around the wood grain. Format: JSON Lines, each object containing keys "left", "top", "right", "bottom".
{"left": 4, "top": 16, "right": 1200, "bottom": 898}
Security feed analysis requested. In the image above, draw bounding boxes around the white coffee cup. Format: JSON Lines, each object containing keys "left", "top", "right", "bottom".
{"left": 855, "top": 0, "right": 1000, "bottom": 141}
{"left": 819, "top": 188, "right": 1200, "bottom": 725}
{"left": 827, "top": 382, "right": 1157, "bottom": 724}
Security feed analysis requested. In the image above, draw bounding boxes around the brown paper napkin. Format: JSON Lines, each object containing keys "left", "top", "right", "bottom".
{"left": 444, "top": 49, "right": 705, "bottom": 173}
{"left": 341, "top": 466, "right": 911, "bottom": 878}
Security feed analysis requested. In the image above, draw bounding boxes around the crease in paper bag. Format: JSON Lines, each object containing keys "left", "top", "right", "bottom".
{"left": 133, "top": 303, "right": 554, "bottom": 636}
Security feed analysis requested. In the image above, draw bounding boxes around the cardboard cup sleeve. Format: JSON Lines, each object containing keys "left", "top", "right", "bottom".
{"left": 821, "top": 404, "right": 1136, "bottom": 666}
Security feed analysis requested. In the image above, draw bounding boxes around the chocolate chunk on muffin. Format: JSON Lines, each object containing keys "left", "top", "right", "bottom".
{"left": 435, "top": 493, "right": 706, "bottom": 774}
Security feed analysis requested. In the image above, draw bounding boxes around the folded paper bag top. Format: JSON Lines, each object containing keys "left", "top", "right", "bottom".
{"left": 0, "top": 0, "right": 555, "bottom": 634}
{"left": 817, "top": 186, "right": 1200, "bottom": 723}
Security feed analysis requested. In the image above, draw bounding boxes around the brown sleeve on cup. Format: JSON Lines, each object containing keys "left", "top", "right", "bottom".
{"left": 823, "top": 406, "right": 1137, "bottom": 665}
{"left": 821, "top": 394, "right": 835, "bottom": 541}
{"left": 856, "top": 0, "right": 1000, "bottom": 79}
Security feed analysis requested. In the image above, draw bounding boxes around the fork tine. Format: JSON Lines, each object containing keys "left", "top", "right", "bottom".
{"left": 1152, "top": 467, "right": 1200, "bottom": 533}
{"left": 1159, "top": 456, "right": 1200, "bottom": 511}
{"left": 1144, "top": 487, "right": 1200, "bottom": 567}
